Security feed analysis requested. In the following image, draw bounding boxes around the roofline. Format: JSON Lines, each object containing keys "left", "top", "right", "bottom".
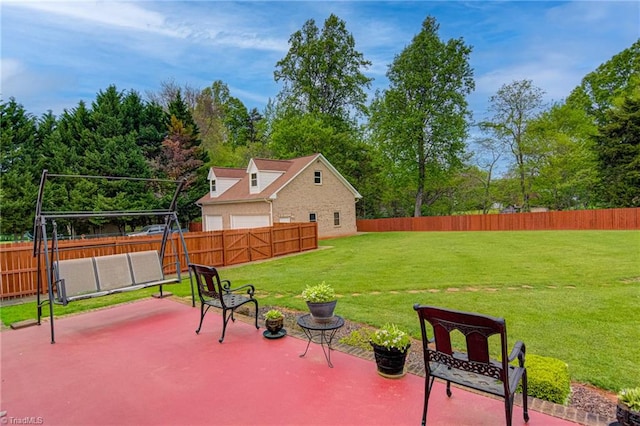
{"left": 197, "top": 198, "right": 271, "bottom": 206}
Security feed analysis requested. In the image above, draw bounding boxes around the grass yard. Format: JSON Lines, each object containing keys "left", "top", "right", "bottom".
{"left": 2, "top": 230, "right": 638, "bottom": 392}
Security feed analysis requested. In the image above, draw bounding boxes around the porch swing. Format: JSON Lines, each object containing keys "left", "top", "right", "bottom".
{"left": 33, "top": 170, "right": 194, "bottom": 343}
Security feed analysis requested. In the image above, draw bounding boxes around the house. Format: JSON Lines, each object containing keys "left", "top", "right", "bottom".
{"left": 196, "top": 153, "right": 362, "bottom": 238}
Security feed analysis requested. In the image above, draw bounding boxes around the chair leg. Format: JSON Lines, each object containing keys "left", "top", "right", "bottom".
{"left": 446, "top": 380, "right": 452, "bottom": 397}
{"left": 504, "top": 396, "right": 513, "bottom": 426}
{"left": 522, "top": 370, "right": 530, "bottom": 422}
{"left": 219, "top": 308, "right": 232, "bottom": 343}
{"left": 252, "top": 299, "right": 259, "bottom": 330}
{"left": 196, "top": 303, "right": 209, "bottom": 334}
{"left": 422, "top": 375, "right": 435, "bottom": 426}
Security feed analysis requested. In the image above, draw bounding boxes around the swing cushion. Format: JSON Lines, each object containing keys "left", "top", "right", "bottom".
{"left": 54, "top": 250, "right": 180, "bottom": 304}
{"left": 94, "top": 254, "right": 133, "bottom": 291}
{"left": 54, "top": 258, "right": 99, "bottom": 299}
{"left": 128, "top": 250, "right": 165, "bottom": 284}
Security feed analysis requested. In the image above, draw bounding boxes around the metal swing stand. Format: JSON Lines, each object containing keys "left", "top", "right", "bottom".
{"left": 33, "top": 170, "right": 195, "bottom": 343}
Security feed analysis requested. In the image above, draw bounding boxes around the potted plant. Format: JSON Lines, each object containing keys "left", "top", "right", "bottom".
{"left": 369, "top": 323, "right": 411, "bottom": 379}
{"left": 301, "top": 281, "right": 337, "bottom": 322}
{"left": 617, "top": 387, "right": 640, "bottom": 426}
{"left": 263, "top": 309, "right": 286, "bottom": 339}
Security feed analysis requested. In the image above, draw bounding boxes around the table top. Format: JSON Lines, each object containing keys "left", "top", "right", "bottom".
{"left": 297, "top": 314, "right": 344, "bottom": 331}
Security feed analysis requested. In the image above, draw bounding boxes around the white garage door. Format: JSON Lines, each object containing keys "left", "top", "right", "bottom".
{"left": 230, "top": 215, "right": 270, "bottom": 229}
{"left": 204, "top": 215, "right": 223, "bottom": 231}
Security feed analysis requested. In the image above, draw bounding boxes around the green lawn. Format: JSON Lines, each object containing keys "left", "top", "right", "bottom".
{"left": 2, "top": 230, "right": 638, "bottom": 391}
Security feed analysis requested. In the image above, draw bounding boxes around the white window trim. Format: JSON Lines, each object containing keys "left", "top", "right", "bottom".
{"left": 314, "top": 170, "right": 322, "bottom": 185}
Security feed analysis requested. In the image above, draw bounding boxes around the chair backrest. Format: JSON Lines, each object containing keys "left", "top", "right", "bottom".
{"left": 414, "top": 304, "right": 509, "bottom": 381}
{"left": 189, "top": 264, "right": 223, "bottom": 302}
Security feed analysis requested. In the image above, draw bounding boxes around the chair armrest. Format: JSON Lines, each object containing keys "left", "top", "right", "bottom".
{"left": 224, "top": 283, "right": 256, "bottom": 297}
{"left": 508, "top": 340, "right": 526, "bottom": 366}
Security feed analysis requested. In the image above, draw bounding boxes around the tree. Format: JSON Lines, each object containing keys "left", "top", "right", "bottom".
{"left": 369, "top": 16, "right": 474, "bottom": 217}
{"left": 272, "top": 14, "right": 380, "bottom": 218}
{"left": 480, "top": 80, "right": 544, "bottom": 212}
{"left": 274, "top": 13, "right": 372, "bottom": 120}
{"left": 0, "top": 99, "right": 39, "bottom": 236}
{"left": 526, "top": 103, "right": 598, "bottom": 210}
{"left": 470, "top": 137, "right": 503, "bottom": 213}
{"left": 594, "top": 88, "right": 640, "bottom": 207}
{"left": 567, "top": 40, "right": 640, "bottom": 126}
{"left": 160, "top": 92, "right": 209, "bottom": 222}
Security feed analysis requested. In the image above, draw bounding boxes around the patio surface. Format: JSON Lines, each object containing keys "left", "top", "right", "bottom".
{"left": 1, "top": 297, "right": 581, "bottom": 426}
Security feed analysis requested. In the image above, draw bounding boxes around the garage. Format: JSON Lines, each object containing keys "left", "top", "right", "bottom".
{"left": 204, "top": 215, "right": 223, "bottom": 231}
{"left": 230, "top": 215, "right": 270, "bottom": 230}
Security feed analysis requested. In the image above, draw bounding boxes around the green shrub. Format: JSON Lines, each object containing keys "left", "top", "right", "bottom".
{"left": 520, "top": 354, "right": 571, "bottom": 404}
{"left": 339, "top": 328, "right": 375, "bottom": 351}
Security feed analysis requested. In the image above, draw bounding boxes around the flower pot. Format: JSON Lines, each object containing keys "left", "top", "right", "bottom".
{"left": 617, "top": 402, "right": 640, "bottom": 426}
{"left": 371, "top": 343, "right": 410, "bottom": 378}
{"left": 265, "top": 317, "right": 284, "bottom": 334}
{"left": 306, "top": 300, "right": 337, "bottom": 323}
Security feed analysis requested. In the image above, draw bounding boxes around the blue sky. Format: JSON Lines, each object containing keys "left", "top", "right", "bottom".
{"left": 2, "top": 1, "right": 639, "bottom": 123}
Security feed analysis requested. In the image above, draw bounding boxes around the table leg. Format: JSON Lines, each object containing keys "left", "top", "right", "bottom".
{"left": 299, "top": 328, "right": 313, "bottom": 358}
{"left": 319, "top": 329, "right": 339, "bottom": 368}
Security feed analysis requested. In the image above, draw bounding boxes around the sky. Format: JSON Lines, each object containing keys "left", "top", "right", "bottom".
{"left": 1, "top": 0, "right": 639, "bottom": 124}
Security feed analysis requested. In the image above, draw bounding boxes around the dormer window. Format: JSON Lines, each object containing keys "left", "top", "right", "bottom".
{"left": 211, "top": 179, "right": 216, "bottom": 192}
{"left": 314, "top": 170, "right": 322, "bottom": 185}
{"left": 251, "top": 173, "right": 258, "bottom": 187}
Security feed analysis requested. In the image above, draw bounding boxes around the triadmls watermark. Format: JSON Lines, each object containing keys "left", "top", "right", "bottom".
{"left": 0, "top": 415, "right": 44, "bottom": 425}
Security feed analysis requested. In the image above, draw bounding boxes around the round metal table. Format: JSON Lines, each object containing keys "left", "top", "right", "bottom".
{"left": 296, "top": 314, "right": 344, "bottom": 368}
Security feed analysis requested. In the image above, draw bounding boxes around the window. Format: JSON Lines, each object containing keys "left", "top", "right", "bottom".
{"left": 314, "top": 170, "right": 322, "bottom": 185}
{"left": 333, "top": 211, "right": 340, "bottom": 226}
{"left": 250, "top": 173, "right": 258, "bottom": 187}
{"left": 309, "top": 212, "right": 317, "bottom": 222}
{"left": 211, "top": 179, "right": 216, "bottom": 192}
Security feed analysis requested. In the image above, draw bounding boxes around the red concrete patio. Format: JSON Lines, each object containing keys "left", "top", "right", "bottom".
{"left": 1, "top": 298, "right": 579, "bottom": 426}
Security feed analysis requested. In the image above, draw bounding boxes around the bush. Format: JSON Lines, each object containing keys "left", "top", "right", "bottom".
{"left": 339, "top": 328, "right": 375, "bottom": 351}
{"left": 520, "top": 354, "right": 571, "bottom": 405}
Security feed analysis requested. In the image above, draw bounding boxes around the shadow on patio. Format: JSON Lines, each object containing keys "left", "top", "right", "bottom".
{"left": 1, "top": 297, "right": 581, "bottom": 426}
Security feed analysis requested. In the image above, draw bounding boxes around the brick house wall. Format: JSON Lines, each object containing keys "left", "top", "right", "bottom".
{"left": 273, "top": 160, "right": 358, "bottom": 238}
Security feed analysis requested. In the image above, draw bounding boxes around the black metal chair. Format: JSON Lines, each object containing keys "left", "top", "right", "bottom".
{"left": 189, "top": 264, "right": 259, "bottom": 343}
{"left": 414, "top": 304, "right": 528, "bottom": 426}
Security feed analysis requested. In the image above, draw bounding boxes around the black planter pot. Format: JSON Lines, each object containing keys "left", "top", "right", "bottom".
{"left": 265, "top": 317, "right": 284, "bottom": 334}
{"left": 617, "top": 403, "right": 640, "bottom": 426}
{"left": 371, "top": 343, "right": 410, "bottom": 378}
{"left": 306, "top": 300, "right": 337, "bottom": 323}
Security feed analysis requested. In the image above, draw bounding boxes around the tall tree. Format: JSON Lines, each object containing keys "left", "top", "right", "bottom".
{"left": 369, "top": 16, "right": 474, "bottom": 217}
{"left": 274, "top": 13, "right": 372, "bottom": 120}
{"left": 0, "top": 99, "right": 39, "bottom": 236}
{"left": 272, "top": 14, "right": 379, "bottom": 218}
{"left": 567, "top": 40, "right": 640, "bottom": 126}
{"left": 526, "top": 103, "right": 598, "bottom": 210}
{"left": 594, "top": 88, "right": 640, "bottom": 207}
{"left": 160, "top": 92, "right": 209, "bottom": 222}
{"left": 480, "top": 80, "right": 544, "bottom": 212}
{"left": 471, "top": 137, "right": 503, "bottom": 213}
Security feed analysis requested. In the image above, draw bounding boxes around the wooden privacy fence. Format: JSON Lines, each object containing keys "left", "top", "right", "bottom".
{"left": 357, "top": 208, "right": 640, "bottom": 232}
{"left": 0, "top": 223, "right": 317, "bottom": 299}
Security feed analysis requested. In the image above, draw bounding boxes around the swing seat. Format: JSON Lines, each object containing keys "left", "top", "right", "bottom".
{"left": 53, "top": 250, "right": 180, "bottom": 305}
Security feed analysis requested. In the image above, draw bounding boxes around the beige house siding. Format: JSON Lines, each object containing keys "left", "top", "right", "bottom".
{"left": 273, "top": 161, "right": 357, "bottom": 238}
